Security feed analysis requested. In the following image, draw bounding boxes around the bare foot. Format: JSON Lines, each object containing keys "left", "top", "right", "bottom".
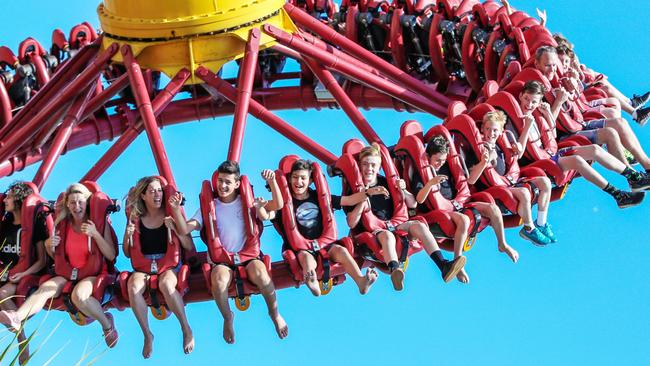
{"left": 271, "top": 313, "right": 288, "bottom": 339}
{"left": 498, "top": 243, "right": 519, "bottom": 263}
{"left": 456, "top": 268, "right": 470, "bottom": 284}
{"left": 359, "top": 268, "right": 378, "bottom": 295}
{"left": 0, "top": 310, "right": 21, "bottom": 332}
{"left": 142, "top": 332, "right": 154, "bottom": 359}
{"left": 223, "top": 312, "right": 235, "bottom": 344}
{"left": 390, "top": 268, "right": 405, "bottom": 291}
{"left": 18, "top": 333, "right": 29, "bottom": 365}
{"left": 182, "top": 328, "right": 194, "bottom": 354}
{"left": 305, "top": 279, "right": 321, "bottom": 297}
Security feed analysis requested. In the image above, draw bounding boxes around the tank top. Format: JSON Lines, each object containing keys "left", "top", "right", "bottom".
{"left": 65, "top": 225, "right": 90, "bottom": 268}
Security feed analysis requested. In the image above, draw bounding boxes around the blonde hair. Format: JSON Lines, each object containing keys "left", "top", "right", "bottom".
{"left": 127, "top": 176, "right": 163, "bottom": 219}
{"left": 482, "top": 110, "right": 507, "bottom": 130}
{"left": 55, "top": 183, "right": 92, "bottom": 226}
{"left": 358, "top": 142, "right": 382, "bottom": 162}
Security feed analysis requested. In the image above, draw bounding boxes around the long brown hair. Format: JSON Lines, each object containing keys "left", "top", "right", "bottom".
{"left": 127, "top": 176, "right": 163, "bottom": 219}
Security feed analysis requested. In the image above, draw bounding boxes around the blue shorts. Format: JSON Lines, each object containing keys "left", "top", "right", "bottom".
{"left": 550, "top": 147, "right": 576, "bottom": 163}
{"left": 574, "top": 118, "right": 606, "bottom": 143}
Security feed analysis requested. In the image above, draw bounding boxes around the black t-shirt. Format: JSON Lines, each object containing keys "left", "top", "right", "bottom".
{"left": 139, "top": 221, "right": 168, "bottom": 256}
{"left": 273, "top": 188, "right": 342, "bottom": 247}
{"left": 465, "top": 144, "right": 507, "bottom": 176}
{"left": 0, "top": 213, "right": 48, "bottom": 269}
{"left": 366, "top": 175, "right": 394, "bottom": 221}
{"left": 435, "top": 163, "right": 457, "bottom": 200}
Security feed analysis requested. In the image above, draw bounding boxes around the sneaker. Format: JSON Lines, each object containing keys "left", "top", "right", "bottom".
{"left": 629, "top": 172, "right": 650, "bottom": 192}
{"left": 390, "top": 268, "right": 405, "bottom": 291}
{"left": 634, "top": 106, "right": 650, "bottom": 127}
{"left": 613, "top": 190, "right": 645, "bottom": 208}
{"left": 519, "top": 227, "right": 551, "bottom": 247}
{"left": 630, "top": 92, "right": 650, "bottom": 110}
{"left": 441, "top": 255, "right": 466, "bottom": 283}
{"left": 536, "top": 223, "right": 557, "bottom": 243}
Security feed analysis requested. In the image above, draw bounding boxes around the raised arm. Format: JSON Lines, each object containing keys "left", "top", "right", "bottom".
{"left": 261, "top": 169, "right": 284, "bottom": 212}
{"left": 398, "top": 179, "right": 417, "bottom": 209}
{"left": 169, "top": 192, "right": 200, "bottom": 236}
{"left": 340, "top": 185, "right": 389, "bottom": 206}
{"left": 550, "top": 87, "right": 570, "bottom": 121}
{"left": 415, "top": 175, "right": 448, "bottom": 204}
{"left": 122, "top": 219, "right": 135, "bottom": 258}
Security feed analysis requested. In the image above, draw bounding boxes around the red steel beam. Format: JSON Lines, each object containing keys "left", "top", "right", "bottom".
{"left": 82, "top": 68, "right": 191, "bottom": 182}
{"left": 0, "top": 39, "right": 101, "bottom": 140}
{"left": 263, "top": 24, "right": 447, "bottom": 118}
{"left": 0, "top": 84, "right": 412, "bottom": 178}
{"left": 0, "top": 43, "right": 118, "bottom": 163}
{"left": 32, "top": 83, "right": 97, "bottom": 189}
{"left": 285, "top": 3, "right": 452, "bottom": 106}
{"left": 304, "top": 57, "right": 383, "bottom": 144}
{"left": 228, "top": 28, "right": 261, "bottom": 162}
{"left": 196, "top": 66, "right": 338, "bottom": 165}
{"left": 122, "top": 45, "right": 177, "bottom": 187}
{"left": 0, "top": 83, "right": 11, "bottom": 129}
{"left": 80, "top": 73, "right": 130, "bottom": 122}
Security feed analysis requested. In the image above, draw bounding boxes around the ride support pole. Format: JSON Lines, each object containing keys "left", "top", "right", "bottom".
{"left": 284, "top": 3, "right": 451, "bottom": 107}
{"left": 32, "top": 83, "right": 97, "bottom": 189}
{"left": 0, "top": 43, "right": 118, "bottom": 163}
{"left": 122, "top": 45, "right": 178, "bottom": 187}
{"left": 304, "top": 57, "right": 383, "bottom": 144}
{"left": 31, "top": 53, "right": 51, "bottom": 86}
{"left": 196, "top": 66, "right": 338, "bottom": 165}
{"left": 228, "top": 28, "right": 261, "bottom": 163}
{"left": 80, "top": 73, "right": 130, "bottom": 122}
{"left": 82, "top": 68, "right": 191, "bottom": 182}
{"left": 0, "top": 38, "right": 101, "bottom": 140}
{"left": 0, "top": 83, "right": 11, "bottom": 129}
{"left": 263, "top": 24, "right": 447, "bottom": 118}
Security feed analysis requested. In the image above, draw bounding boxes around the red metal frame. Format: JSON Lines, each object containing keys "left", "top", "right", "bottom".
{"left": 228, "top": 28, "right": 261, "bottom": 162}
{"left": 122, "top": 45, "right": 177, "bottom": 187}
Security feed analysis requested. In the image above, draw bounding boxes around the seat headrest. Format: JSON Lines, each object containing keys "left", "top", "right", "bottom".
{"left": 399, "top": 120, "right": 423, "bottom": 139}
{"left": 279, "top": 155, "right": 301, "bottom": 175}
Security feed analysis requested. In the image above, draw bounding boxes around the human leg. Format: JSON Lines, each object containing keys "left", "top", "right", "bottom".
{"left": 604, "top": 118, "right": 650, "bottom": 170}
{"left": 71, "top": 277, "right": 117, "bottom": 347}
{"left": 245, "top": 260, "right": 288, "bottom": 339}
{"left": 296, "top": 250, "right": 320, "bottom": 296}
{"left": 127, "top": 272, "right": 154, "bottom": 358}
{"left": 327, "top": 244, "right": 376, "bottom": 294}
{"left": 0, "top": 283, "right": 30, "bottom": 364}
{"left": 210, "top": 264, "right": 235, "bottom": 344}
{"left": 0, "top": 276, "right": 67, "bottom": 330}
{"left": 472, "top": 202, "right": 518, "bottom": 262}
{"left": 159, "top": 270, "right": 194, "bottom": 354}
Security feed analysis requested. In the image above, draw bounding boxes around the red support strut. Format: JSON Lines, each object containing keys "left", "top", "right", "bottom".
{"left": 284, "top": 3, "right": 452, "bottom": 107}
{"left": 32, "top": 83, "right": 97, "bottom": 190}
{"left": 82, "top": 69, "right": 191, "bottom": 182}
{"left": 196, "top": 66, "right": 338, "bottom": 165}
{"left": 304, "top": 57, "right": 383, "bottom": 144}
{"left": 122, "top": 45, "right": 178, "bottom": 187}
{"left": 229, "top": 28, "right": 261, "bottom": 163}
{"left": 0, "top": 43, "right": 118, "bottom": 163}
{"left": 263, "top": 24, "right": 447, "bottom": 118}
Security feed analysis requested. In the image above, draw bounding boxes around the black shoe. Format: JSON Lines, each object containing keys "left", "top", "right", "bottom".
{"left": 614, "top": 190, "right": 645, "bottom": 208}
{"left": 634, "top": 106, "right": 650, "bottom": 127}
{"left": 441, "top": 256, "right": 466, "bottom": 283}
{"left": 629, "top": 172, "right": 650, "bottom": 192}
{"left": 630, "top": 92, "right": 650, "bottom": 110}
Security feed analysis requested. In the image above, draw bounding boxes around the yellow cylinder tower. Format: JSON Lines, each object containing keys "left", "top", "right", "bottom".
{"left": 97, "top": 0, "right": 297, "bottom": 82}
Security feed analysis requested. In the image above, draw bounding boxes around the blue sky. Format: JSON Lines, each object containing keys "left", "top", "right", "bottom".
{"left": 1, "top": 1, "right": 649, "bottom": 365}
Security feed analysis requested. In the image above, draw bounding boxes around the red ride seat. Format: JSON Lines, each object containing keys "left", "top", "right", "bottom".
{"left": 46, "top": 181, "right": 120, "bottom": 326}
{"left": 394, "top": 120, "right": 492, "bottom": 252}
{"left": 331, "top": 139, "right": 422, "bottom": 272}
{"left": 0, "top": 182, "right": 54, "bottom": 307}
{"left": 445, "top": 114, "right": 543, "bottom": 227}
{"left": 198, "top": 172, "right": 271, "bottom": 311}
{"left": 118, "top": 176, "right": 191, "bottom": 320}
{"left": 486, "top": 85, "right": 586, "bottom": 200}
{"left": 274, "top": 155, "right": 348, "bottom": 294}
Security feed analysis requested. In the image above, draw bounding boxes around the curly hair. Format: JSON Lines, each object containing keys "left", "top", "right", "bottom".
{"left": 127, "top": 176, "right": 163, "bottom": 219}
{"left": 425, "top": 135, "right": 450, "bottom": 157}
{"left": 5, "top": 181, "right": 34, "bottom": 210}
{"left": 55, "top": 183, "right": 92, "bottom": 226}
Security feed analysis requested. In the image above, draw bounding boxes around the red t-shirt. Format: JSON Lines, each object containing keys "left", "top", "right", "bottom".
{"left": 65, "top": 225, "right": 90, "bottom": 268}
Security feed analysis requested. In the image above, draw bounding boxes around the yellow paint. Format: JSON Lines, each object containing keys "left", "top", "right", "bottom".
{"left": 97, "top": 0, "right": 297, "bottom": 82}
